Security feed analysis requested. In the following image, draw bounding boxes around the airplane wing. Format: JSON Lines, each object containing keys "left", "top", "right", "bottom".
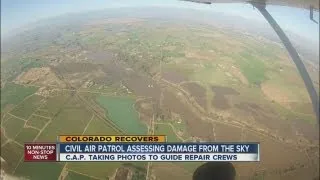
{"left": 182, "top": 0, "right": 319, "bottom": 9}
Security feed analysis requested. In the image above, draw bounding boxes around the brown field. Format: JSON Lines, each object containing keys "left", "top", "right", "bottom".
{"left": 162, "top": 90, "right": 213, "bottom": 140}
{"left": 292, "top": 118, "right": 319, "bottom": 143}
{"left": 114, "top": 166, "right": 130, "bottom": 180}
{"left": 233, "top": 162, "right": 259, "bottom": 179}
{"left": 289, "top": 102, "right": 315, "bottom": 115}
{"left": 15, "top": 67, "right": 66, "bottom": 88}
{"left": 229, "top": 65, "right": 249, "bottom": 85}
{"left": 234, "top": 102, "right": 296, "bottom": 140}
{"left": 88, "top": 51, "right": 131, "bottom": 84}
{"left": 278, "top": 166, "right": 318, "bottom": 180}
{"left": 163, "top": 45, "right": 176, "bottom": 51}
{"left": 152, "top": 163, "right": 192, "bottom": 180}
{"left": 261, "top": 82, "right": 292, "bottom": 109}
{"left": 124, "top": 74, "right": 161, "bottom": 99}
{"left": 185, "top": 50, "right": 215, "bottom": 61}
{"left": 86, "top": 51, "right": 115, "bottom": 64}
{"left": 213, "top": 123, "right": 242, "bottom": 142}
{"left": 181, "top": 82, "right": 207, "bottom": 111}
{"left": 53, "top": 62, "right": 111, "bottom": 88}
{"left": 134, "top": 98, "right": 155, "bottom": 124}
{"left": 211, "top": 86, "right": 239, "bottom": 109}
{"left": 162, "top": 71, "right": 187, "bottom": 84}
{"left": 244, "top": 131, "right": 316, "bottom": 179}
{"left": 54, "top": 62, "right": 101, "bottom": 75}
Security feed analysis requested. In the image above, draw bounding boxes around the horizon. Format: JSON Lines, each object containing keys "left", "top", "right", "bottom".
{"left": 1, "top": 0, "right": 319, "bottom": 44}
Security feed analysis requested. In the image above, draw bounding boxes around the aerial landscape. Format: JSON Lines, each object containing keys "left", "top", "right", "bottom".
{"left": 1, "top": 2, "right": 319, "bottom": 180}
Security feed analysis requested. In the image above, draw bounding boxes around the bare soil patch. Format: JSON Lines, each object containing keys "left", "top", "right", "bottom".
{"left": 15, "top": 67, "right": 66, "bottom": 87}
{"left": 213, "top": 123, "right": 242, "bottom": 142}
{"left": 233, "top": 162, "right": 259, "bottom": 179}
{"left": 245, "top": 132, "right": 312, "bottom": 177}
{"left": 279, "top": 166, "right": 318, "bottom": 180}
{"left": 54, "top": 62, "right": 101, "bottom": 74}
{"left": 292, "top": 118, "right": 319, "bottom": 143}
{"left": 229, "top": 65, "right": 249, "bottom": 85}
{"left": 162, "top": 71, "right": 187, "bottom": 84}
{"left": 102, "top": 63, "right": 129, "bottom": 83}
{"left": 114, "top": 167, "right": 130, "bottom": 180}
{"left": 162, "top": 90, "right": 213, "bottom": 140}
{"left": 288, "top": 102, "right": 315, "bottom": 115}
{"left": 86, "top": 51, "right": 115, "bottom": 64}
{"left": 124, "top": 74, "right": 161, "bottom": 99}
{"left": 211, "top": 86, "right": 239, "bottom": 109}
{"left": 181, "top": 82, "right": 207, "bottom": 111}
{"left": 261, "top": 82, "right": 292, "bottom": 109}
{"left": 134, "top": 98, "right": 157, "bottom": 124}
{"left": 185, "top": 51, "right": 214, "bottom": 61}
{"left": 235, "top": 102, "right": 296, "bottom": 140}
{"left": 163, "top": 45, "right": 176, "bottom": 51}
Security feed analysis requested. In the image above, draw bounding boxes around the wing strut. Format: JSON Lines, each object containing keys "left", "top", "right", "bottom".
{"left": 251, "top": 1, "right": 319, "bottom": 122}
{"left": 310, "top": 5, "right": 318, "bottom": 24}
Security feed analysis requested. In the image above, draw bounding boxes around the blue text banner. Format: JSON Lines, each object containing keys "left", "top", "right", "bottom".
{"left": 59, "top": 143, "right": 259, "bottom": 154}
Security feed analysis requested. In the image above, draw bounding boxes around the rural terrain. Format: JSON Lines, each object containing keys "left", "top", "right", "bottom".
{"left": 1, "top": 8, "right": 319, "bottom": 180}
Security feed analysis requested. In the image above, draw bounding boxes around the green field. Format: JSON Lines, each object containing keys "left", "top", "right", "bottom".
{"left": 96, "top": 96, "right": 147, "bottom": 135}
{"left": 1, "top": 132, "right": 8, "bottom": 146}
{"left": 83, "top": 115, "right": 120, "bottom": 135}
{"left": 65, "top": 171, "right": 96, "bottom": 180}
{"left": 155, "top": 123, "right": 181, "bottom": 142}
{"left": 27, "top": 115, "right": 49, "bottom": 129}
{"left": 1, "top": 83, "right": 38, "bottom": 111}
{"left": 37, "top": 97, "right": 93, "bottom": 141}
{"left": 14, "top": 162, "right": 63, "bottom": 180}
{"left": 40, "top": 91, "right": 73, "bottom": 117}
{"left": 238, "top": 51, "right": 266, "bottom": 85}
{"left": 67, "top": 116, "right": 122, "bottom": 179}
{"left": 1, "top": 142, "right": 24, "bottom": 173}
{"left": 2, "top": 116, "right": 25, "bottom": 139}
{"left": 15, "top": 127, "right": 39, "bottom": 144}
{"left": 10, "top": 95, "right": 44, "bottom": 119}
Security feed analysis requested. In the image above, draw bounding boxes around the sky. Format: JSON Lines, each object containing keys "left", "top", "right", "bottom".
{"left": 1, "top": 0, "right": 319, "bottom": 42}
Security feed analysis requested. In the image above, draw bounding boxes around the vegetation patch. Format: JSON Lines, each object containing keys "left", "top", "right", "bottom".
{"left": 14, "top": 162, "right": 63, "bottom": 180}
{"left": 15, "top": 127, "right": 39, "bottom": 144}
{"left": 1, "top": 83, "right": 38, "bottom": 111}
{"left": 37, "top": 97, "right": 93, "bottom": 141}
{"left": 1, "top": 116, "right": 25, "bottom": 139}
{"left": 40, "top": 91, "right": 73, "bottom": 117}
{"left": 238, "top": 51, "right": 265, "bottom": 85}
{"left": 10, "top": 95, "right": 44, "bottom": 119}
{"left": 155, "top": 123, "right": 181, "bottom": 142}
{"left": 1, "top": 142, "right": 24, "bottom": 173}
{"left": 26, "top": 115, "right": 49, "bottom": 129}
{"left": 65, "top": 171, "right": 96, "bottom": 180}
{"left": 67, "top": 116, "right": 122, "bottom": 179}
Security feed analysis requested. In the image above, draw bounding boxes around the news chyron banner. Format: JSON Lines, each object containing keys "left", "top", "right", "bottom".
{"left": 24, "top": 135, "right": 260, "bottom": 162}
